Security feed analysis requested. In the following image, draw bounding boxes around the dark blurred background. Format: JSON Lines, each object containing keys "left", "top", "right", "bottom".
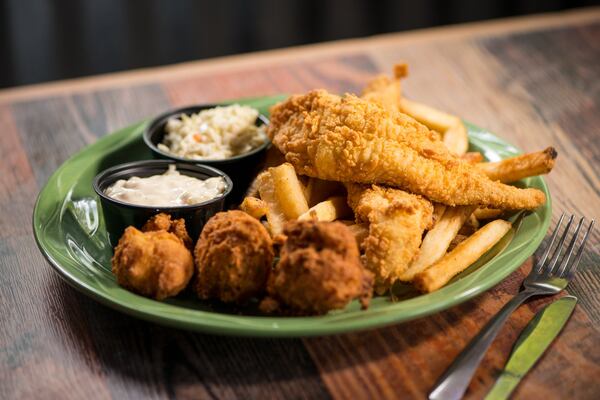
{"left": 1, "top": 0, "right": 597, "bottom": 89}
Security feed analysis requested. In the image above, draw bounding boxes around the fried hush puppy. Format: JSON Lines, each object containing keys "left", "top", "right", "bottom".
{"left": 112, "top": 227, "right": 194, "bottom": 300}
{"left": 142, "top": 213, "right": 193, "bottom": 250}
{"left": 194, "top": 210, "right": 274, "bottom": 303}
{"left": 260, "top": 220, "right": 373, "bottom": 315}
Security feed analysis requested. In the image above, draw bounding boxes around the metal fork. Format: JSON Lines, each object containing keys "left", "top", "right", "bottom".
{"left": 429, "top": 213, "right": 595, "bottom": 400}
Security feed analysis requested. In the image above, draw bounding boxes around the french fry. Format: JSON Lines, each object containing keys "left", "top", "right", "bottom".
{"left": 298, "top": 196, "right": 352, "bottom": 222}
{"left": 469, "top": 213, "right": 479, "bottom": 229}
{"left": 473, "top": 207, "right": 503, "bottom": 220}
{"left": 240, "top": 197, "right": 268, "bottom": 219}
{"left": 477, "top": 147, "right": 557, "bottom": 183}
{"left": 245, "top": 147, "right": 291, "bottom": 198}
{"left": 461, "top": 152, "right": 484, "bottom": 164}
{"left": 413, "top": 219, "right": 512, "bottom": 293}
{"left": 269, "top": 163, "right": 309, "bottom": 219}
{"left": 399, "top": 98, "right": 469, "bottom": 155}
{"left": 399, "top": 98, "right": 455, "bottom": 132}
{"left": 256, "top": 172, "right": 286, "bottom": 236}
{"left": 431, "top": 203, "right": 447, "bottom": 226}
{"left": 443, "top": 122, "right": 469, "bottom": 157}
{"left": 400, "top": 205, "right": 476, "bottom": 281}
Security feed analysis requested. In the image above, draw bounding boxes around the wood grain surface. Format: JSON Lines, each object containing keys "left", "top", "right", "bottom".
{"left": 1, "top": 8, "right": 599, "bottom": 400}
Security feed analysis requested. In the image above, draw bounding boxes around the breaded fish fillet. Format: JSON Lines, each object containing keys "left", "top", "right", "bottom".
{"left": 361, "top": 75, "right": 402, "bottom": 112}
{"left": 268, "top": 90, "right": 545, "bottom": 210}
{"left": 346, "top": 183, "right": 433, "bottom": 292}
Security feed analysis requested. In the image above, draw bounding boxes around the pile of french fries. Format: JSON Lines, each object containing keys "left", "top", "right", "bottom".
{"left": 241, "top": 67, "right": 556, "bottom": 296}
{"left": 242, "top": 163, "right": 352, "bottom": 237}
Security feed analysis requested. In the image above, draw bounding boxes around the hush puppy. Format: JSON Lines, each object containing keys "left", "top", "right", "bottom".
{"left": 112, "top": 226, "right": 194, "bottom": 300}
{"left": 142, "top": 213, "right": 193, "bottom": 250}
{"left": 194, "top": 210, "right": 274, "bottom": 303}
{"left": 260, "top": 220, "right": 373, "bottom": 315}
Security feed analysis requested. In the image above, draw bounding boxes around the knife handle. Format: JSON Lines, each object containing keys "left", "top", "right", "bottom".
{"left": 429, "top": 289, "right": 535, "bottom": 400}
{"left": 484, "top": 372, "right": 520, "bottom": 400}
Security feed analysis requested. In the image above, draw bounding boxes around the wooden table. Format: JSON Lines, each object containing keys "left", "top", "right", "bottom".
{"left": 1, "top": 8, "right": 599, "bottom": 400}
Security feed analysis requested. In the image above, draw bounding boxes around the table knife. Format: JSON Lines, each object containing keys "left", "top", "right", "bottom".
{"left": 484, "top": 295, "right": 577, "bottom": 400}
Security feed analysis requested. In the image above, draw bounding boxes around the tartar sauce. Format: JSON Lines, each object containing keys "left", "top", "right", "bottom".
{"left": 105, "top": 165, "right": 226, "bottom": 207}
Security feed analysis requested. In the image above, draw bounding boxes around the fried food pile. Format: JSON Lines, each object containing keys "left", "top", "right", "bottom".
{"left": 112, "top": 212, "right": 367, "bottom": 315}
{"left": 249, "top": 63, "right": 556, "bottom": 295}
{"left": 111, "top": 62, "right": 558, "bottom": 315}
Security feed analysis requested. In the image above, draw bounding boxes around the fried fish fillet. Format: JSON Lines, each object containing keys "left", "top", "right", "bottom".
{"left": 346, "top": 183, "right": 433, "bottom": 292}
{"left": 268, "top": 90, "right": 545, "bottom": 210}
{"left": 361, "top": 76, "right": 401, "bottom": 112}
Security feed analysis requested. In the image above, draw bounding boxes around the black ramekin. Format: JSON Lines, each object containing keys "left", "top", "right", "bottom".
{"left": 142, "top": 104, "right": 270, "bottom": 205}
{"left": 93, "top": 160, "right": 232, "bottom": 247}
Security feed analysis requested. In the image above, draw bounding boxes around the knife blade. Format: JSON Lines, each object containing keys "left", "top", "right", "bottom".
{"left": 484, "top": 295, "right": 577, "bottom": 400}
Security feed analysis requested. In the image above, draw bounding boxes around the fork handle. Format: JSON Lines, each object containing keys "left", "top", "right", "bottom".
{"left": 429, "top": 289, "right": 536, "bottom": 400}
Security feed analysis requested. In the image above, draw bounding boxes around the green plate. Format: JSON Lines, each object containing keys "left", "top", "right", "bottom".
{"left": 33, "top": 95, "right": 551, "bottom": 337}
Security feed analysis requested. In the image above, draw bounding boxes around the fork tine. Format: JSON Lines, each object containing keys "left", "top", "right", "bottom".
{"left": 556, "top": 217, "right": 585, "bottom": 277}
{"left": 543, "top": 215, "right": 574, "bottom": 276}
{"left": 535, "top": 213, "right": 566, "bottom": 274}
{"left": 565, "top": 220, "right": 595, "bottom": 280}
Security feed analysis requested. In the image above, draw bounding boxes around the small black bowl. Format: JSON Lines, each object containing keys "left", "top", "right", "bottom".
{"left": 143, "top": 104, "right": 270, "bottom": 205}
{"left": 93, "top": 160, "right": 232, "bottom": 247}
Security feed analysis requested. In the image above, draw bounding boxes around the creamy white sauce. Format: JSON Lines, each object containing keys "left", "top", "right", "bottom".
{"left": 105, "top": 165, "right": 226, "bottom": 207}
